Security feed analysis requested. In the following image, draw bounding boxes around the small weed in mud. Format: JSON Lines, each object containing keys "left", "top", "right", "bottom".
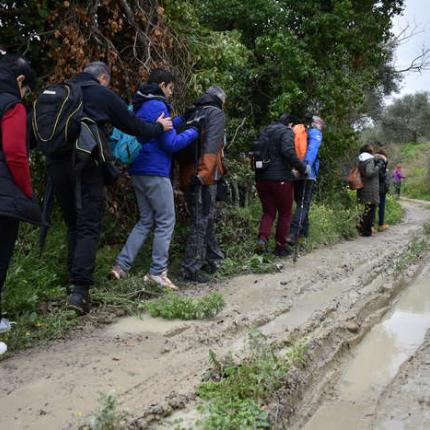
{"left": 79, "top": 393, "right": 129, "bottom": 430}
{"left": 196, "top": 331, "right": 308, "bottom": 430}
{"left": 139, "top": 291, "right": 225, "bottom": 320}
{"left": 393, "top": 237, "right": 430, "bottom": 275}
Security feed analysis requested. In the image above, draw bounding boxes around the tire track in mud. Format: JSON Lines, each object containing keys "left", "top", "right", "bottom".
{"left": 0, "top": 200, "right": 428, "bottom": 430}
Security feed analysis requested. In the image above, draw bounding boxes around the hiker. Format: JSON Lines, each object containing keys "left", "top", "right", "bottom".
{"left": 287, "top": 115, "right": 324, "bottom": 246}
{"left": 375, "top": 148, "right": 389, "bottom": 232}
{"left": 357, "top": 144, "right": 380, "bottom": 237}
{"left": 392, "top": 164, "right": 405, "bottom": 197}
{"left": 0, "top": 54, "right": 42, "bottom": 354}
{"left": 109, "top": 69, "right": 199, "bottom": 290}
{"left": 177, "top": 86, "right": 227, "bottom": 282}
{"left": 37, "top": 61, "right": 172, "bottom": 315}
{"left": 253, "top": 113, "right": 310, "bottom": 256}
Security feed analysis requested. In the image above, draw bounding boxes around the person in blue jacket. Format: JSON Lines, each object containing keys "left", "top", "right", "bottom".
{"left": 109, "top": 69, "right": 198, "bottom": 290}
{"left": 287, "top": 115, "right": 325, "bottom": 246}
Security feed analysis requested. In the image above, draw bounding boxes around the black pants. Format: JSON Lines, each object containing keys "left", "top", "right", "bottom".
{"left": 182, "top": 184, "right": 223, "bottom": 273}
{"left": 48, "top": 158, "right": 105, "bottom": 287}
{"left": 360, "top": 203, "right": 376, "bottom": 236}
{"left": 289, "top": 180, "right": 315, "bottom": 240}
{"left": 0, "top": 216, "right": 20, "bottom": 316}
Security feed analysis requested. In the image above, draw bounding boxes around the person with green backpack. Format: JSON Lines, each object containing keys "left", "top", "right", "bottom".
{"left": 32, "top": 61, "right": 172, "bottom": 315}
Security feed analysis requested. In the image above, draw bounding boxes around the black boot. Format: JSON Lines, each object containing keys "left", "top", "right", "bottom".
{"left": 67, "top": 285, "right": 91, "bottom": 315}
{"left": 273, "top": 245, "right": 292, "bottom": 257}
{"left": 180, "top": 269, "right": 211, "bottom": 283}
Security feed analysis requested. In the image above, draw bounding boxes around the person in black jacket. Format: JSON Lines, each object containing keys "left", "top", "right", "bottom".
{"left": 375, "top": 147, "right": 390, "bottom": 232}
{"left": 254, "top": 114, "right": 309, "bottom": 256}
{"left": 43, "top": 61, "right": 172, "bottom": 315}
{"left": 0, "top": 54, "right": 41, "bottom": 353}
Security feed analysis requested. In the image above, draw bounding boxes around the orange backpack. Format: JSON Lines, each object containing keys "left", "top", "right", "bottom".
{"left": 293, "top": 124, "right": 308, "bottom": 161}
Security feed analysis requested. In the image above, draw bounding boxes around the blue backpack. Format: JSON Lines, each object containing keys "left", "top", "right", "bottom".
{"left": 110, "top": 128, "right": 142, "bottom": 165}
{"left": 109, "top": 105, "right": 142, "bottom": 165}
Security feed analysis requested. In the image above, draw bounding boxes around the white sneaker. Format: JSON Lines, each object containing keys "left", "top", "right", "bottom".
{"left": 0, "top": 342, "right": 7, "bottom": 356}
{"left": 144, "top": 271, "right": 178, "bottom": 290}
{"left": 0, "top": 318, "right": 15, "bottom": 334}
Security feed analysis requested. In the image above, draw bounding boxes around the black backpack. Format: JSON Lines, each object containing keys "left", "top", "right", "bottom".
{"left": 249, "top": 130, "right": 272, "bottom": 171}
{"left": 32, "top": 81, "right": 97, "bottom": 156}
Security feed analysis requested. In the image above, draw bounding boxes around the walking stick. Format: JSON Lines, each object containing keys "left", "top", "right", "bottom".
{"left": 293, "top": 180, "right": 308, "bottom": 263}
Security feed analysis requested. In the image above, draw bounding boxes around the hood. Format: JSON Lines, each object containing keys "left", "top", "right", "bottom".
{"left": 358, "top": 152, "right": 374, "bottom": 162}
{"left": 0, "top": 69, "right": 21, "bottom": 99}
{"left": 132, "top": 83, "right": 167, "bottom": 112}
{"left": 193, "top": 92, "right": 223, "bottom": 110}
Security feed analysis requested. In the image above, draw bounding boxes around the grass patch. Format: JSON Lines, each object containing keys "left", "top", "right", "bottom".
{"left": 194, "top": 331, "right": 308, "bottom": 430}
{"left": 139, "top": 291, "right": 225, "bottom": 320}
{"left": 381, "top": 194, "right": 405, "bottom": 225}
{"left": 79, "top": 393, "right": 129, "bottom": 430}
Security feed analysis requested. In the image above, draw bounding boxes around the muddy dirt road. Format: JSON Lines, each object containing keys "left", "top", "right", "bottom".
{"left": 1, "top": 199, "right": 430, "bottom": 430}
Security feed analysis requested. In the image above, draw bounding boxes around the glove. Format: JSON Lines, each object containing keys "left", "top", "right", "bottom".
{"left": 190, "top": 175, "right": 203, "bottom": 187}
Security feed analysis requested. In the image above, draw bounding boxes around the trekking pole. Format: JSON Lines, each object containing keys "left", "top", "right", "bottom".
{"left": 293, "top": 180, "right": 308, "bottom": 263}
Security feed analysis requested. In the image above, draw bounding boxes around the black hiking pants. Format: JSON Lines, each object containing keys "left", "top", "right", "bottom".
{"left": 0, "top": 216, "right": 19, "bottom": 316}
{"left": 289, "top": 180, "right": 315, "bottom": 241}
{"left": 360, "top": 203, "right": 376, "bottom": 236}
{"left": 48, "top": 158, "right": 105, "bottom": 288}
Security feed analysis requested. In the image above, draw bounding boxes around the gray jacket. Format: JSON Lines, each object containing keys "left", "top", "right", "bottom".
{"left": 357, "top": 153, "right": 380, "bottom": 204}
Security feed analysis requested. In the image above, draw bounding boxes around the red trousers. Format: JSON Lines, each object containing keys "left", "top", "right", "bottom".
{"left": 256, "top": 180, "right": 294, "bottom": 247}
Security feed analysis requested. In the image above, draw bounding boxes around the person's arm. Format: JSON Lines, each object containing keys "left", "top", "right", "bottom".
{"left": 196, "top": 108, "right": 225, "bottom": 184}
{"left": 107, "top": 90, "right": 170, "bottom": 139}
{"left": 2, "top": 104, "right": 33, "bottom": 198}
{"left": 173, "top": 115, "right": 185, "bottom": 130}
{"left": 279, "top": 128, "right": 307, "bottom": 174}
{"left": 304, "top": 129, "right": 322, "bottom": 168}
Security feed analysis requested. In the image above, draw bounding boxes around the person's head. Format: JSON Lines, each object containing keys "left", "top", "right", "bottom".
{"left": 279, "top": 113, "right": 299, "bottom": 128}
{"left": 359, "top": 144, "right": 374, "bottom": 154}
{"left": 206, "top": 85, "right": 226, "bottom": 107}
{"left": 376, "top": 147, "right": 388, "bottom": 158}
{"left": 0, "top": 53, "right": 35, "bottom": 99}
{"left": 83, "top": 61, "right": 111, "bottom": 87}
{"left": 396, "top": 163, "right": 402, "bottom": 169}
{"left": 147, "top": 68, "right": 175, "bottom": 99}
{"left": 311, "top": 115, "right": 325, "bottom": 130}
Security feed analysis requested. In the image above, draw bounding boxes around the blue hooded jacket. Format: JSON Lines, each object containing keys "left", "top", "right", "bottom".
{"left": 304, "top": 128, "right": 323, "bottom": 180}
{"left": 128, "top": 83, "right": 198, "bottom": 177}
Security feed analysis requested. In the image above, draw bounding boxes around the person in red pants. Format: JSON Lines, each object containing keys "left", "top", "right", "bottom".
{"left": 252, "top": 114, "right": 309, "bottom": 256}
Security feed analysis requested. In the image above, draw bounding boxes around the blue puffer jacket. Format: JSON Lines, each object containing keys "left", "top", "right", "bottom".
{"left": 304, "top": 128, "right": 323, "bottom": 180}
{"left": 128, "top": 84, "right": 198, "bottom": 177}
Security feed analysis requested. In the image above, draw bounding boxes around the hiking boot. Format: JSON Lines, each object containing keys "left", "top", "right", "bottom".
{"left": 255, "top": 238, "right": 268, "bottom": 254}
{"left": 273, "top": 246, "right": 292, "bottom": 257}
{"left": 67, "top": 286, "right": 91, "bottom": 315}
{"left": 0, "top": 318, "right": 15, "bottom": 334}
{"left": 180, "top": 269, "right": 211, "bottom": 284}
{"left": 377, "top": 224, "right": 389, "bottom": 232}
{"left": 286, "top": 234, "right": 296, "bottom": 246}
{"left": 0, "top": 342, "right": 7, "bottom": 356}
{"left": 108, "top": 264, "right": 128, "bottom": 280}
{"left": 144, "top": 271, "right": 178, "bottom": 290}
{"left": 202, "top": 261, "right": 220, "bottom": 274}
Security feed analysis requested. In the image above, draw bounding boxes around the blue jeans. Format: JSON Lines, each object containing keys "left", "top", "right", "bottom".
{"left": 116, "top": 176, "right": 175, "bottom": 275}
{"left": 378, "top": 193, "right": 387, "bottom": 226}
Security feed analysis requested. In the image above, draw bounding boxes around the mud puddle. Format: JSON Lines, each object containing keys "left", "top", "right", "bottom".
{"left": 303, "top": 264, "right": 430, "bottom": 430}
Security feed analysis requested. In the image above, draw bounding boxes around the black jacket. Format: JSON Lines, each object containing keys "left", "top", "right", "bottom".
{"left": 0, "top": 70, "right": 42, "bottom": 225}
{"left": 254, "top": 122, "right": 307, "bottom": 182}
{"left": 71, "top": 73, "right": 163, "bottom": 139}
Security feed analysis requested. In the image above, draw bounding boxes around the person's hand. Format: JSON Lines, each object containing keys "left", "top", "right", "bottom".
{"left": 292, "top": 169, "right": 300, "bottom": 179}
{"left": 186, "top": 114, "right": 205, "bottom": 131}
{"left": 156, "top": 112, "right": 173, "bottom": 131}
{"left": 304, "top": 164, "right": 311, "bottom": 177}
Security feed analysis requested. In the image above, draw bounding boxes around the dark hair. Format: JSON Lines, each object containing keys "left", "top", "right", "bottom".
{"left": 359, "top": 144, "right": 374, "bottom": 154}
{"left": 376, "top": 147, "right": 388, "bottom": 157}
{"left": 147, "top": 68, "right": 174, "bottom": 85}
{"left": 279, "top": 113, "right": 300, "bottom": 126}
{"left": 0, "top": 53, "right": 35, "bottom": 89}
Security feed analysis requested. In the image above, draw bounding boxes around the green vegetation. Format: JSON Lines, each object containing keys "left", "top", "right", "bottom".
{"left": 399, "top": 142, "right": 430, "bottom": 200}
{"left": 195, "top": 331, "right": 308, "bottom": 430}
{"left": 79, "top": 393, "right": 129, "bottom": 430}
{"left": 140, "top": 291, "right": 225, "bottom": 320}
